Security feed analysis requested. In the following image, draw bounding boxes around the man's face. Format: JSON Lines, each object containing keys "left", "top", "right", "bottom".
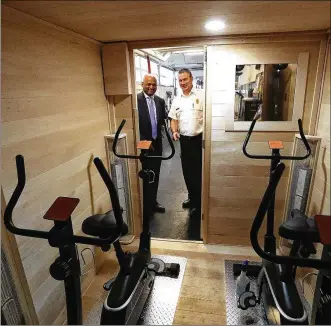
{"left": 142, "top": 76, "right": 157, "bottom": 96}
{"left": 178, "top": 72, "right": 193, "bottom": 94}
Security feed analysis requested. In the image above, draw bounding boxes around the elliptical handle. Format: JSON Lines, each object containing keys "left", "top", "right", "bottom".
{"left": 93, "top": 157, "right": 124, "bottom": 232}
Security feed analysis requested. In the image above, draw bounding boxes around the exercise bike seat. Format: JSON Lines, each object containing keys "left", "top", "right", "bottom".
{"left": 279, "top": 209, "right": 320, "bottom": 242}
{"left": 82, "top": 209, "right": 128, "bottom": 239}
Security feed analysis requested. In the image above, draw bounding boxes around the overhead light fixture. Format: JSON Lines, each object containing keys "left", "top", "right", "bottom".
{"left": 205, "top": 20, "right": 225, "bottom": 32}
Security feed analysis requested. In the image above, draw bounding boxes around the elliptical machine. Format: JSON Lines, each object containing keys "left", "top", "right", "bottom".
{"left": 234, "top": 118, "right": 331, "bottom": 325}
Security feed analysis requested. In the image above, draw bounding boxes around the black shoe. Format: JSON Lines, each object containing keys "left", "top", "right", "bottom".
{"left": 182, "top": 198, "right": 191, "bottom": 209}
{"left": 189, "top": 207, "right": 201, "bottom": 218}
{"left": 154, "top": 203, "right": 165, "bottom": 213}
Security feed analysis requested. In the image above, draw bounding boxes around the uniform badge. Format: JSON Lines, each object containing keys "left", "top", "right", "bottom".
{"left": 196, "top": 98, "right": 199, "bottom": 104}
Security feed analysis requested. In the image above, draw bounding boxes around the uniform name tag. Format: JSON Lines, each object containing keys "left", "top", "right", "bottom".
{"left": 196, "top": 98, "right": 199, "bottom": 104}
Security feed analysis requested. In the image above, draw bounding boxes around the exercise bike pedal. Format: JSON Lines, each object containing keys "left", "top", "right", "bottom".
{"left": 103, "top": 277, "right": 116, "bottom": 291}
{"left": 237, "top": 291, "right": 257, "bottom": 310}
{"left": 166, "top": 263, "right": 180, "bottom": 277}
{"left": 148, "top": 258, "right": 180, "bottom": 278}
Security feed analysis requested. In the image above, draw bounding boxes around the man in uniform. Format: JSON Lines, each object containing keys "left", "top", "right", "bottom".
{"left": 168, "top": 69, "right": 204, "bottom": 217}
{"left": 137, "top": 74, "right": 167, "bottom": 214}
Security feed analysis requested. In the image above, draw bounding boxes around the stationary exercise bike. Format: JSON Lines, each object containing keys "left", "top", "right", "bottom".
{"left": 4, "top": 155, "right": 128, "bottom": 325}
{"left": 233, "top": 118, "right": 331, "bottom": 325}
{"left": 99, "top": 119, "right": 180, "bottom": 324}
{"left": 4, "top": 120, "right": 180, "bottom": 325}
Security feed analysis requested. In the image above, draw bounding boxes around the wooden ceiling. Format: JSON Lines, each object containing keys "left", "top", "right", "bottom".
{"left": 3, "top": 1, "right": 331, "bottom": 42}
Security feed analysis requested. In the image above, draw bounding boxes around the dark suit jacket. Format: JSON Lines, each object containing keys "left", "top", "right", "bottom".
{"left": 137, "top": 91, "right": 167, "bottom": 153}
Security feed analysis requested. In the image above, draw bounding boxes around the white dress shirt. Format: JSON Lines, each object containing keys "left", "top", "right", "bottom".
{"left": 168, "top": 88, "right": 204, "bottom": 136}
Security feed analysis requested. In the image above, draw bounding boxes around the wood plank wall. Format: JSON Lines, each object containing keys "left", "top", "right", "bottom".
{"left": 207, "top": 40, "right": 323, "bottom": 245}
{"left": 1, "top": 5, "right": 111, "bottom": 324}
{"left": 300, "top": 37, "right": 331, "bottom": 304}
{"left": 309, "top": 42, "right": 331, "bottom": 217}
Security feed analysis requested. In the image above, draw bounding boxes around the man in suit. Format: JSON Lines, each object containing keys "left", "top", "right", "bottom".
{"left": 137, "top": 74, "right": 167, "bottom": 213}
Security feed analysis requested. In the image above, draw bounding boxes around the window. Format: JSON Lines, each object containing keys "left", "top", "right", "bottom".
{"left": 135, "top": 55, "right": 173, "bottom": 86}
{"left": 135, "top": 55, "right": 149, "bottom": 83}
{"left": 150, "top": 61, "right": 158, "bottom": 75}
{"left": 140, "top": 57, "right": 148, "bottom": 71}
{"left": 135, "top": 55, "right": 140, "bottom": 68}
{"left": 150, "top": 61, "right": 159, "bottom": 83}
{"left": 160, "top": 66, "right": 174, "bottom": 86}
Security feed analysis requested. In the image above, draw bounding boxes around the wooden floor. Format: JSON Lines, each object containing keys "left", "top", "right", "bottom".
{"left": 82, "top": 239, "right": 260, "bottom": 325}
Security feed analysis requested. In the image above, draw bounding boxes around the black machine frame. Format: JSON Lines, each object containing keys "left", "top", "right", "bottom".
{"left": 4, "top": 156, "right": 125, "bottom": 325}
{"left": 234, "top": 118, "right": 331, "bottom": 325}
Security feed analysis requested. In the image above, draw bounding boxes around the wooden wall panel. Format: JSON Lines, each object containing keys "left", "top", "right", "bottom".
{"left": 207, "top": 39, "right": 323, "bottom": 245}
{"left": 309, "top": 41, "right": 330, "bottom": 217}
{"left": 1, "top": 6, "right": 109, "bottom": 324}
{"left": 102, "top": 43, "right": 132, "bottom": 95}
{"left": 299, "top": 37, "right": 331, "bottom": 306}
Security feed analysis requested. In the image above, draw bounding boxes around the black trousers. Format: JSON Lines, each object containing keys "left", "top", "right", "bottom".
{"left": 141, "top": 137, "right": 162, "bottom": 206}
{"left": 179, "top": 133, "right": 202, "bottom": 210}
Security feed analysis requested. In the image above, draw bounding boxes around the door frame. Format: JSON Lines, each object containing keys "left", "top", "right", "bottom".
{"left": 128, "top": 46, "right": 210, "bottom": 243}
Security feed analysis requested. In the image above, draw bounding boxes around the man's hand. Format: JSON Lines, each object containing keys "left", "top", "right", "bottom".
{"left": 173, "top": 131, "right": 180, "bottom": 141}
{"left": 170, "top": 119, "right": 179, "bottom": 141}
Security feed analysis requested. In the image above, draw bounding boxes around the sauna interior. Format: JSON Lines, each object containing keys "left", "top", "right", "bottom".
{"left": 1, "top": 1, "right": 330, "bottom": 325}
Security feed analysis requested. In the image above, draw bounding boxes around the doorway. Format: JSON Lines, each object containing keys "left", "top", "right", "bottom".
{"left": 133, "top": 46, "right": 206, "bottom": 241}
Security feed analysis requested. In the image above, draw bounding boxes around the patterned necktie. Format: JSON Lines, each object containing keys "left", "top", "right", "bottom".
{"left": 148, "top": 97, "right": 157, "bottom": 139}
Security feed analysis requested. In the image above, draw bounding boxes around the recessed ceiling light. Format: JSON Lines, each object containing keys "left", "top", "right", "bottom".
{"left": 205, "top": 20, "right": 225, "bottom": 31}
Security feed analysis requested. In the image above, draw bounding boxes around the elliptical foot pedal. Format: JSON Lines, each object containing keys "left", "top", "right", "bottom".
{"left": 148, "top": 258, "right": 180, "bottom": 278}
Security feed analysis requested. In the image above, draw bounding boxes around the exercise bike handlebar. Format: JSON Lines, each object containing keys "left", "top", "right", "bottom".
{"left": 250, "top": 162, "right": 330, "bottom": 270}
{"left": 4, "top": 155, "right": 123, "bottom": 248}
{"left": 243, "top": 119, "right": 311, "bottom": 160}
{"left": 112, "top": 119, "right": 175, "bottom": 161}
{"left": 4, "top": 155, "right": 49, "bottom": 240}
{"left": 93, "top": 157, "right": 124, "bottom": 232}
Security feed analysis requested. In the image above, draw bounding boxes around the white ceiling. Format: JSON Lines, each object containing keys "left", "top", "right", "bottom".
{"left": 3, "top": 1, "right": 331, "bottom": 42}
